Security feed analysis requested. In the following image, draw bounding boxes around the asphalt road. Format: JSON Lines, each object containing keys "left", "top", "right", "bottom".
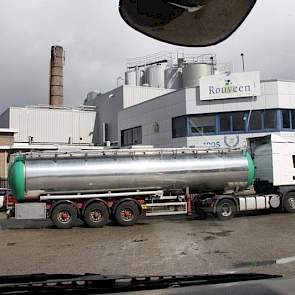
{"left": 0, "top": 212, "right": 295, "bottom": 277}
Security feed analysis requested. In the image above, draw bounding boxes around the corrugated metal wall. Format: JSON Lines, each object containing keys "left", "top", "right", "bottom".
{"left": 8, "top": 107, "right": 96, "bottom": 144}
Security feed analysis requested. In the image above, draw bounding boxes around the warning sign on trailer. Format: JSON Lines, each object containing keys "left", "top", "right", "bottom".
{"left": 200, "top": 71, "right": 261, "bottom": 101}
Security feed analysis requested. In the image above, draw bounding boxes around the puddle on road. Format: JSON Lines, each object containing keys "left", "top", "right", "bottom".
{"left": 133, "top": 238, "right": 148, "bottom": 243}
{"left": 214, "top": 250, "right": 229, "bottom": 255}
{"left": 208, "top": 222, "right": 224, "bottom": 227}
{"left": 186, "top": 229, "right": 235, "bottom": 241}
{"left": 205, "top": 230, "right": 234, "bottom": 237}
{"left": 204, "top": 236, "right": 216, "bottom": 241}
{"left": 202, "top": 230, "right": 235, "bottom": 241}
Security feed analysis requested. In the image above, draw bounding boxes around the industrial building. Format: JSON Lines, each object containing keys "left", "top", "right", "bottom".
{"left": 87, "top": 52, "right": 215, "bottom": 146}
{"left": 118, "top": 79, "right": 295, "bottom": 148}
{"left": 89, "top": 85, "right": 173, "bottom": 146}
{"left": 87, "top": 51, "right": 295, "bottom": 149}
{"left": 0, "top": 105, "right": 96, "bottom": 188}
{"left": 0, "top": 105, "right": 96, "bottom": 145}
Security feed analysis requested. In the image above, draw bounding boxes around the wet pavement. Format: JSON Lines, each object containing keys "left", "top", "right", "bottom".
{"left": 0, "top": 212, "right": 295, "bottom": 277}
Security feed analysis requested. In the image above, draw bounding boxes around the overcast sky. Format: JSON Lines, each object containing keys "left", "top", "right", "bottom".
{"left": 0, "top": 0, "right": 294, "bottom": 113}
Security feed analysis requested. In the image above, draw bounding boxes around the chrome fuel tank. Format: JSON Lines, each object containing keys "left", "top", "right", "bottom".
{"left": 9, "top": 149, "right": 254, "bottom": 201}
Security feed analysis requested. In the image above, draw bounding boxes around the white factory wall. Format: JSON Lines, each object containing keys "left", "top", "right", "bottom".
{"left": 0, "top": 107, "right": 96, "bottom": 144}
{"left": 192, "top": 80, "right": 295, "bottom": 114}
{"left": 186, "top": 132, "right": 295, "bottom": 149}
{"left": 93, "top": 85, "right": 174, "bottom": 145}
{"left": 118, "top": 89, "right": 187, "bottom": 148}
{"left": 185, "top": 80, "right": 293, "bottom": 115}
{"left": 277, "top": 81, "right": 295, "bottom": 108}
{"left": 122, "top": 85, "right": 173, "bottom": 108}
{"left": 118, "top": 80, "right": 295, "bottom": 148}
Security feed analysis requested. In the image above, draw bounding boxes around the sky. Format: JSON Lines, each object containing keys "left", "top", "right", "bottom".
{"left": 0, "top": 0, "right": 294, "bottom": 113}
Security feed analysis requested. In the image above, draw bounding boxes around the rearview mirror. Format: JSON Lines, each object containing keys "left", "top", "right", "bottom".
{"left": 119, "top": 0, "right": 257, "bottom": 47}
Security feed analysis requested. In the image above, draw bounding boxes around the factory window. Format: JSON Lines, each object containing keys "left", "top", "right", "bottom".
{"left": 232, "top": 112, "right": 245, "bottom": 132}
{"left": 132, "top": 126, "right": 142, "bottom": 144}
{"left": 189, "top": 115, "right": 216, "bottom": 135}
{"left": 171, "top": 109, "right": 295, "bottom": 138}
{"left": 121, "top": 126, "right": 142, "bottom": 146}
{"left": 249, "top": 111, "right": 262, "bottom": 131}
{"left": 220, "top": 113, "right": 231, "bottom": 132}
{"left": 264, "top": 110, "right": 277, "bottom": 130}
{"left": 219, "top": 112, "right": 246, "bottom": 133}
{"left": 172, "top": 116, "right": 187, "bottom": 138}
{"left": 292, "top": 110, "right": 295, "bottom": 129}
{"left": 282, "top": 110, "right": 291, "bottom": 129}
{"left": 122, "top": 129, "right": 132, "bottom": 146}
{"left": 280, "top": 110, "right": 295, "bottom": 130}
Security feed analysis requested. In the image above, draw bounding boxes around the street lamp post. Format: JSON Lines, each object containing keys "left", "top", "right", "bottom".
{"left": 241, "top": 53, "right": 245, "bottom": 72}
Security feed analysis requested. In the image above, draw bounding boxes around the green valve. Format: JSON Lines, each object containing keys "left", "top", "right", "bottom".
{"left": 8, "top": 156, "right": 26, "bottom": 202}
{"left": 245, "top": 152, "right": 255, "bottom": 186}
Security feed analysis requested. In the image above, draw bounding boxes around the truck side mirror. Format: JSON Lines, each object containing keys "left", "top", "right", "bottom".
{"left": 119, "top": 0, "right": 257, "bottom": 47}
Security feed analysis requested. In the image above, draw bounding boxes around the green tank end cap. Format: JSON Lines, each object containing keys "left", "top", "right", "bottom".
{"left": 8, "top": 156, "right": 25, "bottom": 202}
{"left": 246, "top": 152, "right": 255, "bottom": 186}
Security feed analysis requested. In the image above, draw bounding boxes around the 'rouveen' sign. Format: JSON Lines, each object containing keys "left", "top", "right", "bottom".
{"left": 200, "top": 71, "right": 261, "bottom": 101}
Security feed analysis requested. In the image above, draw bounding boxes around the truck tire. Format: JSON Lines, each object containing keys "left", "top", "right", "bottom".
{"left": 216, "top": 199, "right": 236, "bottom": 221}
{"left": 283, "top": 193, "right": 295, "bottom": 213}
{"left": 83, "top": 203, "right": 109, "bottom": 228}
{"left": 114, "top": 201, "right": 140, "bottom": 226}
{"left": 51, "top": 203, "right": 77, "bottom": 229}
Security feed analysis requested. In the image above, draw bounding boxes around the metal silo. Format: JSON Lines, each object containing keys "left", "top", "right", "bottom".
{"left": 164, "top": 67, "right": 183, "bottom": 90}
{"left": 125, "top": 69, "right": 145, "bottom": 86}
{"left": 146, "top": 64, "right": 166, "bottom": 88}
{"left": 125, "top": 69, "right": 137, "bottom": 86}
{"left": 182, "top": 63, "right": 213, "bottom": 88}
{"left": 138, "top": 69, "right": 145, "bottom": 86}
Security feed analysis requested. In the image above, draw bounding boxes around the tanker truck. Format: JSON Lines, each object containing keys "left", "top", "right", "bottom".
{"left": 6, "top": 134, "right": 295, "bottom": 229}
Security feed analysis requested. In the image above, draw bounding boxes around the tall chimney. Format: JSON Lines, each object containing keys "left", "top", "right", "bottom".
{"left": 49, "top": 45, "right": 65, "bottom": 107}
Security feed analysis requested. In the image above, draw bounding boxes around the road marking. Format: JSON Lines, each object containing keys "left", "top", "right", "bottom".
{"left": 276, "top": 256, "right": 295, "bottom": 265}
{"left": 225, "top": 256, "right": 295, "bottom": 273}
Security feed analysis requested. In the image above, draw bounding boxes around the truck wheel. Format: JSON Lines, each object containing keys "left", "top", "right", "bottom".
{"left": 114, "top": 201, "right": 140, "bottom": 226}
{"left": 51, "top": 203, "right": 77, "bottom": 229}
{"left": 84, "top": 203, "right": 109, "bottom": 228}
{"left": 283, "top": 193, "right": 295, "bottom": 213}
{"left": 216, "top": 199, "right": 236, "bottom": 221}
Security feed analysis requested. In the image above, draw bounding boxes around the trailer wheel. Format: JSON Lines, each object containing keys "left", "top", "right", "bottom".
{"left": 283, "top": 193, "right": 295, "bottom": 213}
{"left": 114, "top": 201, "right": 140, "bottom": 226}
{"left": 84, "top": 203, "right": 109, "bottom": 228}
{"left": 51, "top": 203, "right": 77, "bottom": 229}
{"left": 216, "top": 199, "right": 236, "bottom": 221}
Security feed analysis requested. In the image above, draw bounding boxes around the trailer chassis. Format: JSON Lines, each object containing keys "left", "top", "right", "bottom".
{"left": 5, "top": 187, "right": 292, "bottom": 229}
